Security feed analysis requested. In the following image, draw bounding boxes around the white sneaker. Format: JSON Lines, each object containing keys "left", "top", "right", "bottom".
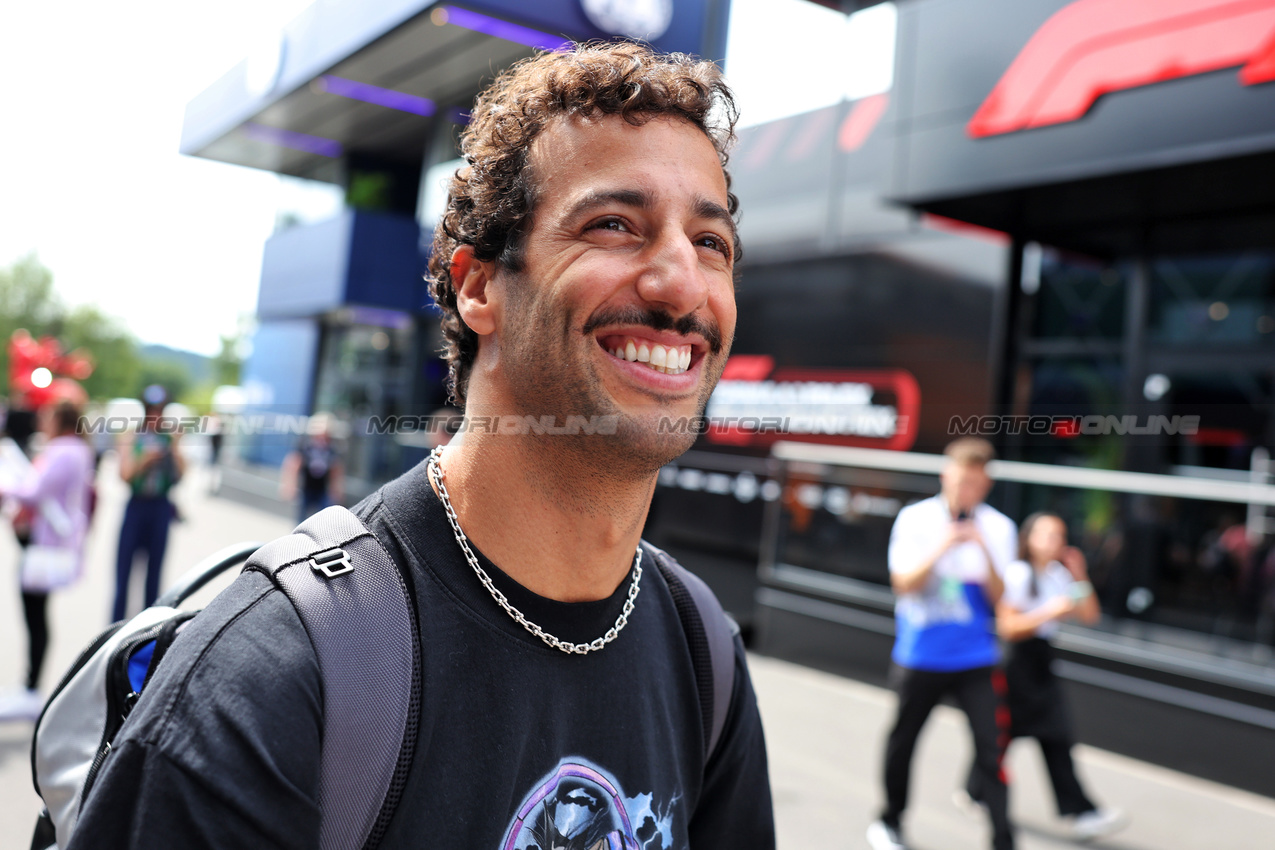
{"left": 866, "top": 819, "right": 906, "bottom": 850}
{"left": 1072, "top": 808, "right": 1128, "bottom": 841}
{"left": 0, "top": 688, "right": 44, "bottom": 722}
{"left": 952, "top": 788, "right": 986, "bottom": 819}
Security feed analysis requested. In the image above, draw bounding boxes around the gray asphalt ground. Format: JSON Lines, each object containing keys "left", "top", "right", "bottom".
{"left": 2, "top": 451, "right": 1273, "bottom": 848}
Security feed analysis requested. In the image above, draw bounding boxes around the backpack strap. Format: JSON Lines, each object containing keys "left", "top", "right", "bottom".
{"left": 642, "top": 542, "right": 738, "bottom": 761}
{"left": 245, "top": 505, "right": 418, "bottom": 850}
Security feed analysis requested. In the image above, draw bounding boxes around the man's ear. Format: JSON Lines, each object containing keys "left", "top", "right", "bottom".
{"left": 452, "top": 245, "right": 498, "bottom": 336}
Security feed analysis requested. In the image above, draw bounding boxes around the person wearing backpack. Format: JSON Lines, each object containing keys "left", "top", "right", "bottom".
{"left": 66, "top": 42, "right": 774, "bottom": 850}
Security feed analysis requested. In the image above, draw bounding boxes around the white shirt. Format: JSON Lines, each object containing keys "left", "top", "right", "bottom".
{"left": 886, "top": 495, "right": 1018, "bottom": 669}
{"left": 888, "top": 496, "right": 1018, "bottom": 587}
{"left": 1002, "top": 559, "right": 1075, "bottom": 640}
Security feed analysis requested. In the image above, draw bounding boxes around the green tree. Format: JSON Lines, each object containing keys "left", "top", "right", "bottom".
{"left": 0, "top": 253, "right": 61, "bottom": 329}
{"left": 0, "top": 253, "right": 63, "bottom": 385}
{"left": 58, "top": 305, "right": 141, "bottom": 401}
{"left": 213, "top": 332, "right": 243, "bottom": 387}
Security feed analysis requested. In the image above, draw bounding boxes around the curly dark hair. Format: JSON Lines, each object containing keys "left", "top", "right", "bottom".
{"left": 427, "top": 40, "right": 740, "bottom": 407}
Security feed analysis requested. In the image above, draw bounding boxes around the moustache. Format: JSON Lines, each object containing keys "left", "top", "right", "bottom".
{"left": 581, "top": 307, "right": 724, "bottom": 354}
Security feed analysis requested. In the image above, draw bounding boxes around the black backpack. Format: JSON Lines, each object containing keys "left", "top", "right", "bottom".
{"left": 31, "top": 506, "right": 737, "bottom": 850}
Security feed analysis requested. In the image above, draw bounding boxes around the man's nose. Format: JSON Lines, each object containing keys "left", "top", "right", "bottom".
{"left": 633, "top": 230, "right": 710, "bottom": 318}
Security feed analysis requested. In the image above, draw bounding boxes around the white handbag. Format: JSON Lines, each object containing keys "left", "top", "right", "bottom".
{"left": 21, "top": 546, "right": 79, "bottom": 592}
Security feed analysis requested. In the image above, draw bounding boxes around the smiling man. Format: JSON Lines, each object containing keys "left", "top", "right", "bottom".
{"left": 70, "top": 42, "right": 774, "bottom": 850}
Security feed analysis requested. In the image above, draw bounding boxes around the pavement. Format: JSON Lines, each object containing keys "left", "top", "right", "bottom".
{"left": 2, "top": 454, "right": 1274, "bottom": 848}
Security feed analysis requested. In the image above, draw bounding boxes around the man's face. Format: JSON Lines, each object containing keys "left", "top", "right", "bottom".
{"left": 940, "top": 461, "right": 992, "bottom": 515}
{"left": 487, "top": 113, "right": 737, "bottom": 471}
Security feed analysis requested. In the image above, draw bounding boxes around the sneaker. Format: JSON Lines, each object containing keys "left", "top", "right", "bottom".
{"left": 0, "top": 688, "right": 44, "bottom": 722}
{"left": 1072, "top": 808, "right": 1128, "bottom": 841}
{"left": 866, "top": 819, "right": 906, "bottom": 850}
{"left": 952, "top": 788, "right": 987, "bottom": 819}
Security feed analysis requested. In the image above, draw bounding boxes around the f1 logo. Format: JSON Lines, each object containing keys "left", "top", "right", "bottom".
{"left": 310, "top": 547, "right": 354, "bottom": 579}
{"left": 969, "top": 0, "right": 1275, "bottom": 138}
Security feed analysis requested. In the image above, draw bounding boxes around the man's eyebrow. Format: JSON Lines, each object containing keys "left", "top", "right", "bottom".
{"left": 693, "top": 196, "right": 738, "bottom": 241}
{"left": 566, "top": 189, "right": 651, "bottom": 219}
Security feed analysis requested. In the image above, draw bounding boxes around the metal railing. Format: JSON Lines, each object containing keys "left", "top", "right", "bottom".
{"left": 758, "top": 440, "right": 1275, "bottom": 725}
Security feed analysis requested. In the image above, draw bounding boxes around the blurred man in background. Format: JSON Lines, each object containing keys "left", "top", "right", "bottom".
{"left": 279, "top": 411, "right": 344, "bottom": 522}
{"left": 868, "top": 437, "right": 1017, "bottom": 850}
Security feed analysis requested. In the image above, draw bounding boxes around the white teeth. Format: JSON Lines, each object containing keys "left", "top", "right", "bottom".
{"left": 607, "top": 338, "right": 692, "bottom": 374}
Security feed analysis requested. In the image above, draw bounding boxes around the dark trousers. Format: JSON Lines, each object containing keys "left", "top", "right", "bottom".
{"left": 1033, "top": 738, "right": 1096, "bottom": 816}
{"left": 882, "top": 664, "right": 1014, "bottom": 850}
{"left": 974, "top": 639, "right": 1097, "bottom": 818}
{"left": 113, "top": 496, "right": 173, "bottom": 622}
{"left": 22, "top": 591, "right": 48, "bottom": 690}
{"left": 298, "top": 493, "right": 332, "bottom": 525}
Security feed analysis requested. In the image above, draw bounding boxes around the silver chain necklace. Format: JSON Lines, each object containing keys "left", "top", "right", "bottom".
{"left": 426, "top": 446, "right": 642, "bottom": 655}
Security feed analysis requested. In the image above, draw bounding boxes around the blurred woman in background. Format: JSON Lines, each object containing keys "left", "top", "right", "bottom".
{"left": 0, "top": 400, "right": 95, "bottom": 720}
{"left": 992, "top": 512, "right": 1127, "bottom": 841}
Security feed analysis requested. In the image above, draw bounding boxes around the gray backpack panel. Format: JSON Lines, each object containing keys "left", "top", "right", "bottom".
{"left": 35, "top": 605, "right": 184, "bottom": 844}
{"left": 32, "top": 542, "right": 264, "bottom": 849}
{"left": 33, "top": 507, "right": 417, "bottom": 850}
{"left": 245, "top": 506, "right": 416, "bottom": 850}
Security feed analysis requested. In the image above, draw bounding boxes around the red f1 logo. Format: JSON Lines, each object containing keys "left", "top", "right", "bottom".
{"left": 969, "top": 0, "right": 1275, "bottom": 138}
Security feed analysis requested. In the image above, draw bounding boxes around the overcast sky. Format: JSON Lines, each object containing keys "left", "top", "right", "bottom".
{"left": 0, "top": 0, "right": 894, "bottom": 358}
{"left": 0, "top": 0, "right": 311, "bottom": 356}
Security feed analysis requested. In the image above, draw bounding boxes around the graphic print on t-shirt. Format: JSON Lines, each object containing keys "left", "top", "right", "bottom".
{"left": 502, "top": 758, "right": 676, "bottom": 850}
{"left": 896, "top": 576, "right": 974, "bottom": 629}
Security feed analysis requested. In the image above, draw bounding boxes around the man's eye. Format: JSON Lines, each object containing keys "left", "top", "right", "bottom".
{"left": 696, "top": 235, "right": 731, "bottom": 258}
{"left": 589, "top": 218, "right": 628, "bottom": 233}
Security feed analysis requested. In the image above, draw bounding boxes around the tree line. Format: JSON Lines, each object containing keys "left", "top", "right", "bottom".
{"left": 0, "top": 254, "right": 241, "bottom": 409}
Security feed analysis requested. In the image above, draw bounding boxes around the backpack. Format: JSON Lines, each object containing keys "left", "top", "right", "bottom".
{"left": 30, "top": 506, "right": 738, "bottom": 850}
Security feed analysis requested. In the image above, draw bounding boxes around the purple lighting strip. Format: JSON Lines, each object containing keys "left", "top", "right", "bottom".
{"left": 318, "top": 75, "right": 435, "bottom": 116}
{"left": 243, "top": 123, "right": 343, "bottom": 157}
{"left": 439, "top": 5, "right": 572, "bottom": 52}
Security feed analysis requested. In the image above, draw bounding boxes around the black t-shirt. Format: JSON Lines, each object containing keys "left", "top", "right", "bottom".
{"left": 296, "top": 437, "right": 338, "bottom": 500}
{"left": 70, "top": 462, "right": 775, "bottom": 849}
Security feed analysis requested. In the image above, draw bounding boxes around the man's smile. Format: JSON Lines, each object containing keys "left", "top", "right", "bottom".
{"left": 599, "top": 333, "right": 694, "bottom": 375}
